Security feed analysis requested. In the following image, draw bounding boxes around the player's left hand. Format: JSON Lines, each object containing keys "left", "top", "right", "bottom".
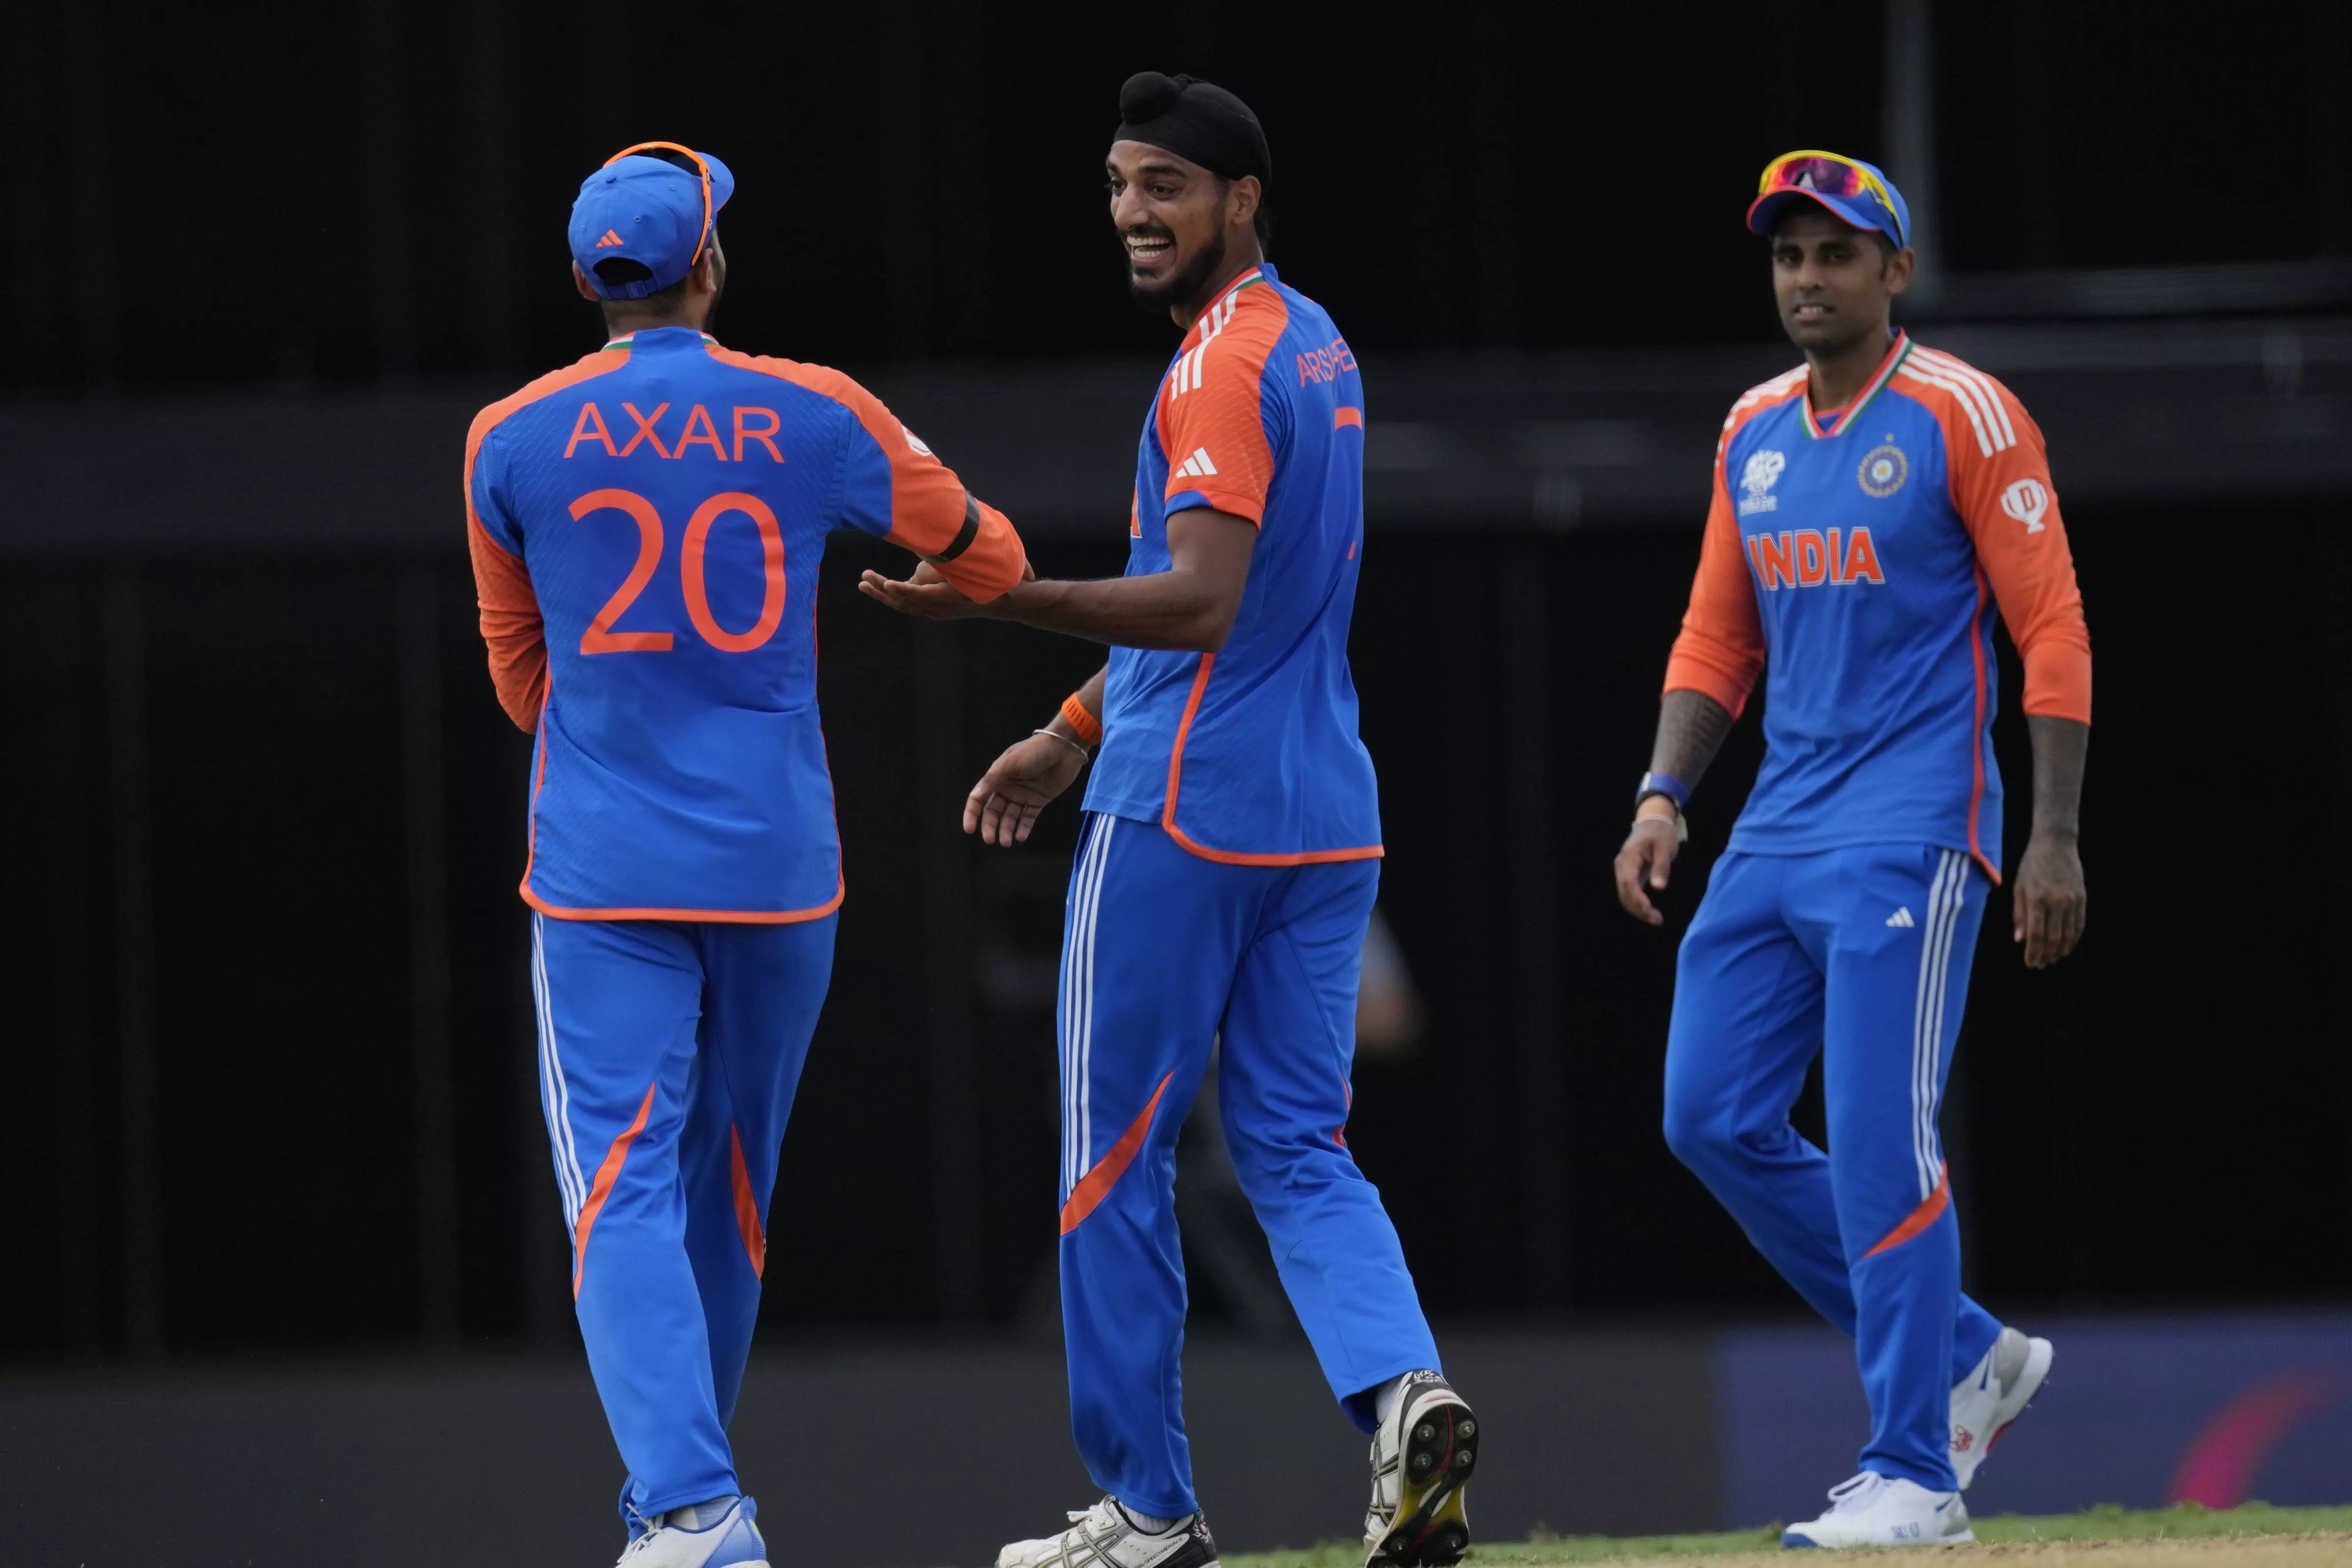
{"left": 964, "top": 733, "right": 1086, "bottom": 846}
{"left": 2011, "top": 832, "right": 2086, "bottom": 969}
{"left": 859, "top": 566, "right": 985, "bottom": 620}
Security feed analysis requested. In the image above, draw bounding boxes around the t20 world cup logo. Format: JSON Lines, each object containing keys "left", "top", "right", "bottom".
{"left": 1738, "top": 449, "right": 1786, "bottom": 516}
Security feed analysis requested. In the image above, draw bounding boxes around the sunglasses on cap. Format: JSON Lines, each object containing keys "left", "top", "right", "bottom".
{"left": 602, "top": 141, "right": 714, "bottom": 266}
{"left": 1753, "top": 149, "right": 1907, "bottom": 248}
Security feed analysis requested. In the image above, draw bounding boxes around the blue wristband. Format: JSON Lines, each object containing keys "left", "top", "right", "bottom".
{"left": 1636, "top": 771, "right": 1690, "bottom": 812}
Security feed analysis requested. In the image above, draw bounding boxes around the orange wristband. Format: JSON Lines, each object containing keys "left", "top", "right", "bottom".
{"left": 1059, "top": 692, "right": 1102, "bottom": 746}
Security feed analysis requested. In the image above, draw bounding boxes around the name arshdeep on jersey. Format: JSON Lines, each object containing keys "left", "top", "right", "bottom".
{"left": 1084, "top": 263, "right": 1383, "bottom": 865}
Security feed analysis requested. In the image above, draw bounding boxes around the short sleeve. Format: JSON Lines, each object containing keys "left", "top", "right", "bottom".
{"left": 1156, "top": 305, "right": 1286, "bottom": 526}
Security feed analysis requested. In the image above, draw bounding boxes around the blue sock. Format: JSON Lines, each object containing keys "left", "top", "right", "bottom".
{"left": 667, "top": 1496, "right": 740, "bottom": 1530}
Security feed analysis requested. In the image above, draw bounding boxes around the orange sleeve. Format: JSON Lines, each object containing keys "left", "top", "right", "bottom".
{"left": 1662, "top": 443, "right": 1767, "bottom": 718}
{"left": 703, "top": 347, "right": 1028, "bottom": 603}
{"left": 1156, "top": 296, "right": 1285, "bottom": 527}
{"left": 845, "top": 387, "right": 1028, "bottom": 603}
{"left": 1944, "top": 382, "right": 2092, "bottom": 724}
{"left": 464, "top": 415, "right": 547, "bottom": 733}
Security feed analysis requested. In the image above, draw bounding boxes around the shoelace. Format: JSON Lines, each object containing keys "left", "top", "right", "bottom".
{"left": 1021, "top": 1500, "right": 1124, "bottom": 1568}
{"left": 615, "top": 1504, "right": 729, "bottom": 1562}
{"left": 617, "top": 1524, "right": 668, "bottom": 1561}
{"left": 1823, "top": 1473, "right": 1886, "bottom": 1513}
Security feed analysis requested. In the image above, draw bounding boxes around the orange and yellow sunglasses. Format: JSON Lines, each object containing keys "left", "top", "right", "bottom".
{"left": 1748, "top": 149, "right": 1908, "bottom": 249}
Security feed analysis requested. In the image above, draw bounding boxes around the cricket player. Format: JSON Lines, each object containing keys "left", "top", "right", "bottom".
{"left": 861, "top": 72, "right": 1477, "bottom": 1568}
{"left": 1612, "top": 152, "right": 2088, "bottom": 1548}
{"left": 466, "top": 142, "right": 1027, "bottom": 1567}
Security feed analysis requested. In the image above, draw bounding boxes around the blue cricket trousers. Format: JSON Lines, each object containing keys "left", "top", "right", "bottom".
{"left": 1056, "top": 813, "right": 1441, "bottom": 1520}
{"left": 1665, "top": 844, "right": 2003, "bottom": 1491}
{"left": 531, "top": 911, "right": 836, "bottom": 1528}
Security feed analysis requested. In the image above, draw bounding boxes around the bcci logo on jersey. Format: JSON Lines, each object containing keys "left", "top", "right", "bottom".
{"left": 1738, "top": 450, "right": 1786, "bottom": 516}
{"left": 1858, "top": 444, "right": 1908, "bottom": 498}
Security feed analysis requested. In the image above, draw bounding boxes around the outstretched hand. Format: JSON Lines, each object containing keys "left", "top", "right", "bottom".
{"left": 859, "top": 564, "right": 986, "bottom": 621}
{"left": 965, "top": 732, "right": 1088, "bottom": 846}
{"left": 2011, "top": 831, "right": 2087, "bottom": 968}
{"left": 1613, "top": 815, "right": 1681, "bottom": 926}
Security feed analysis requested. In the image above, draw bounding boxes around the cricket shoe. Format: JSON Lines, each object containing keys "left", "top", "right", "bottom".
{"left": 614, "top": 1495, "right": 767, "bottom": 1567}
{"left": 1949, "top": 1326, "right": 2054, "bottom": 1489}
{"left": 1780, "top": 1473, "right": 1973, "bottom": 1549}
{"left": 994, "top": 1496, "right": 1220, "bottom": 1568}
{"left": 1363, "top": 1371, "right": 1478, "bottom": 1568}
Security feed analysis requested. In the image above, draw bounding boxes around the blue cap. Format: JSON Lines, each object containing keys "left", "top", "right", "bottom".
{"left": 1746, "top": 151, "right": 1910, "bottom": 251}
{"left": 568, "top": 146, "right": 735, "bottom": 299}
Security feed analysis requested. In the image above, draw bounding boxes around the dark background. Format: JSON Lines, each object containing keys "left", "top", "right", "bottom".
{"left": 3, "top": 0, "right": 2351, "bottom": 1368}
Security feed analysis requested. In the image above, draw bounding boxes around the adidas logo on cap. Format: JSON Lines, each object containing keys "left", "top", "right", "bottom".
{"left": 593, "top": 228, "right": 626, "bottom": 248}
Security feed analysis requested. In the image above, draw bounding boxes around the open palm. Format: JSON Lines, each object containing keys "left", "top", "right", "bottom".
{"left": 964, "top": 734, "right": 1087, "bottom": 846}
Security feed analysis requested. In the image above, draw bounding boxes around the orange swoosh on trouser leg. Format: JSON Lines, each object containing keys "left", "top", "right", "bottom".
{"left": 1863, "top": 1162, "right": 1950, "bottom": 1258}
{"left": 572, "top": 1081, "right": 659, "bottom": 1298}
{"left": 1059, "top": 1074, "right": 1175, "bottom": 1235}
{"left": 729, "top": 1123, "right": 766, "bottom": 1278}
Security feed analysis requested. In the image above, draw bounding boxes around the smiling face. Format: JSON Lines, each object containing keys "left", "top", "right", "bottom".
{"left": 1105, "top": 139, "right": 1258, "bottom": 322}
{"left": 1770, "top": 206, "right": 1913, "bottom": 356}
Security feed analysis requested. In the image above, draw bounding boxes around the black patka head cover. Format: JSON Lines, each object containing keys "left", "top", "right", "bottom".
{"left": 1114, "top": 72, "right": 1272, "bottom": 188}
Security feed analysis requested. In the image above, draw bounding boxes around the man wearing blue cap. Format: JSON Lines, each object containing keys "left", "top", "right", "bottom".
{"left": 1611, "top": 152, "right": 2091, "bottom": 1548}
{"left": 466, "top": 142, "right": 1028, "bottom": 1568}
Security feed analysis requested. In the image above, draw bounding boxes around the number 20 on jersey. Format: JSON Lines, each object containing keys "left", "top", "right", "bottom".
{"left": 569, "top": 488, "right": 785, "bottom": 656}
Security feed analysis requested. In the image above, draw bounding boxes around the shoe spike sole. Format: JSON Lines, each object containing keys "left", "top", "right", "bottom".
{"left": 1369, "top": 1403, "right": 1477, "bottom": 1568}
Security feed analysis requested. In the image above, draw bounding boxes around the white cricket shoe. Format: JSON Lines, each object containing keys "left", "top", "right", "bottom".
{"left": 1781, "top": 1473, "right": 1973, "bottom": 1549}
{"left": 995, "top": 1496, "right": 1220, "bottom": 1568}
{"left": 1363, "top": 1371, "right": 1478, "bottom": 1568}
{"left": 1949, "top": 1327, "right": 2054, "bottom": 1488}
{"left": 614, "top": 1495, "right": 768, "bottom": 1567}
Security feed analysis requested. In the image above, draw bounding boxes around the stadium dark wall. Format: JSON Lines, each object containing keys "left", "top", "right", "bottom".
{"left": 0, "top": 3, "right": 2338, "bottom": 390}
{"left": 3, "top": 0, "right": 2351, "bottom": 1367}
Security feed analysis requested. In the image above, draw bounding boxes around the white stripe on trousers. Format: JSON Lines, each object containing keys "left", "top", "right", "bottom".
{"left": 1061, "top": 816, "right": 1117, "bottom": 1197}
{"left": 531, "top": 913, "right": 589, "bottom": 1234}
{"left": 1908, "top": 851, "right": 1969, "bottom": 1200}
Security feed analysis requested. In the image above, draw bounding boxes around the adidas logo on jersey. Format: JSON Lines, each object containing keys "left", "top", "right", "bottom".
{"left": 1886, "top": 907, "right": 1915, "bottom": 928}
{"left": 1173, "top": 447, "right": 1219, "bottom": 480}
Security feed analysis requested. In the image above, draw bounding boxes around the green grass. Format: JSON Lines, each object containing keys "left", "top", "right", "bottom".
{"left": 1224, "top": 1503, "right": 2352, "bottom": 1567}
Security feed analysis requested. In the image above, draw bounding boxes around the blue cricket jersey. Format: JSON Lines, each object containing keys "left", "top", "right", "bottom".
{"left": 1082, "top": 263, "right": 1382, "bottom": 864}
{"left": 466, "top": 325, "right": 1027, "bottom": 919}
{"left": 1665, "top": 332, "right": 2091, "bottom": 878}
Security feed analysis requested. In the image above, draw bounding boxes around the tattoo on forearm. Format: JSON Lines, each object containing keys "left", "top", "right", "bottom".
{"left": 2024, "top": 715, "right": 2088, "bottom": 837}
{"left": 1650, "top": 690, "right": 1735, "bottom": 789}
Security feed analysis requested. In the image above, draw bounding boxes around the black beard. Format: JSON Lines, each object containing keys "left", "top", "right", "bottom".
{"left": 1128, "top": 228, "right": 1226, "bottom": 316}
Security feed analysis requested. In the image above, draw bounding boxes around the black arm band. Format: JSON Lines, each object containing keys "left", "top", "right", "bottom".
{"left": 928, "top": 493, "right": 982, "bottom": 563}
